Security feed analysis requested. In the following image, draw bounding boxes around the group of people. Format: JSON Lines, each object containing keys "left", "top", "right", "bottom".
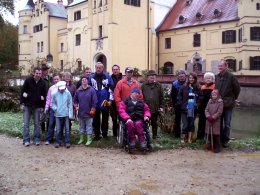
{"left": 20, "top": 59, "right": 240, "bottom": 153}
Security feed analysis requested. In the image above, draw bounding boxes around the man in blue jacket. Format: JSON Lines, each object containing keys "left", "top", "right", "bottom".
{"left": 89, "top": 62, "right": 114, "bottom": 140}
{"left": 20, "top": 67, "right": 47, "bottom": 146}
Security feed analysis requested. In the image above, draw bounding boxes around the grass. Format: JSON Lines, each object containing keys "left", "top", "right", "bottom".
{"left": 0, "top": 111, "right": 259, "bottom": 151}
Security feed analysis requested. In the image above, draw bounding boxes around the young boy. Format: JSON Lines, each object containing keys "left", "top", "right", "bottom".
{"left": 52, "top": 81, "right": 73, "bottom": 148}
{"left": 74, "top": 76, "right": 98, "bottom": 145}
{"left": 118, "top": 88, "right": 151, "bottom": 151}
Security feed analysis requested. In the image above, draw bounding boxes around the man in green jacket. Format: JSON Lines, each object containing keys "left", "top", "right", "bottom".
{"left": 215, "top": 59, "right": 240, "bottom": 147}
{"left": 142, "top": 70, "right": 163, "bottom": 139}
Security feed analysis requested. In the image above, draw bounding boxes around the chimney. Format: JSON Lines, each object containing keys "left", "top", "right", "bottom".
{"left": 57, "top": 0, "right": 63, "bottom": 5}
{"left": 67, "top": 0, "right": 74, "bottom": 5}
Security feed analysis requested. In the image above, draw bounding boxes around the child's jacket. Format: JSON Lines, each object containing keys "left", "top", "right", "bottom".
{"left": 52, "top": 90, "right": 73, "bottom": 118}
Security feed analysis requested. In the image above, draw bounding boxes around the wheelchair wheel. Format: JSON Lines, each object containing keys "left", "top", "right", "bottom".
{"left": 117, "top": 121, "right": 124, "bottom": 148}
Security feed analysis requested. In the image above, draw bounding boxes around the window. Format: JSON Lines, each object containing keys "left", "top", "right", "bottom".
{"left": 226, "top": 59, "right": 237, "bottom": 72}
{"left": 41, "top": 41, "right": 43, "bottom": 52}
{"left": 163, "top": 62, "right": 174, "bottom": 74}
{"left": 33, "top": 24, "right": 43, "bottom": 33}
{"left": 23, "top": 25, "right": 28, "bottom": 34}
{"left": 165, "top": 38, "right": 171, "bottom": 49}
{"left": 257, "top": 3, "right": 260, "bottom": 10}
{"left": 94, "top": 0, "right": 96, "bottom": 8}
{"left": 193, "top": 33, "right": 201, "bottom": 47}
{"left": 105, "top": 0, "right": 108, "bottom": 5}
{"left": 222, "top": 30, "right": 236, "bottom": 44}
{"left": 74, "top": 11, "right": 81, "bottom": 20}
{"left": 239, "top": 60, "right": 242, "bottom": 71}
{"left": 124, "top": 0, "right": 140, "bottom": 7}
{"left": 78, "top": 60, "right": 82, "bottom": 70}
{"left": 99, "top": 25, "right": 102, "bottom": 38}
{"left": 60, "top": 60, "right": 64, "bottom": 71}
{"left": 250, "top": 27, "right": 260, "bottom": 41}
{"left": 239, "top": 28, "right": 242, "bottom": 42}
{"left": 61, "top": 43, "right": 64, "bottom": 52}
{"left": 76, "top": 34, "right": 81, "bottom": 46}
{"left": 37, "top": 42, "right": 39, "bottom": 53}
{"left": 99, "top": 0, "right": 102, "bottom": 7}
{"left": 250, "top": 56, "right": 260, "bottom": 70}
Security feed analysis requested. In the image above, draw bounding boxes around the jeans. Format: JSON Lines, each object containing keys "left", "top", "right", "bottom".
{"left": 197, "top": 109, "right": 206, "bottom": 139}
{"left": 110, "top": 101, "right": 118, "bottom": 137}
{"left": 23, "top": 106, "right": 41, "bottom": 144}
{"left": 181, "top": 113, "right": 195, "bottom": 135}
{"left": 46, "top": 108, "right": 55, "bottom": 142}
{"left": 93, "top": 108, "right": 109, "bottom": 138}
{"left": 174, "top": 107, "right": 182, "bottom": 138}
{"left": 220, "top": 107, "right": 233, "bottom": 144}
{"left": 79, "top": 117, "right": 93, "bottom": 135}
{"left": 56, "top": 116, "right": 70, "bottom": 144}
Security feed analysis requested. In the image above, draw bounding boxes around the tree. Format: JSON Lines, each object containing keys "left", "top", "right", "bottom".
{"left": 0, "top": 0, "right": 15, "bottom": 20}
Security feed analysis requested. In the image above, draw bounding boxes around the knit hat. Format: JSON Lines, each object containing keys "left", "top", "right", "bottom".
{"left": 131, "top": 88, "right": 141, "bottom": 94}
{"left": 57, "top": 81, "right": 66, "bottom": 90}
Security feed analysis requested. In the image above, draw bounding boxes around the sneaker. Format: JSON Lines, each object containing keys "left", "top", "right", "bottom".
{"left": 140, "top": 141, "right": 146, "bottom": 150}
{"left": 129, "top": 141, "right": 136, "bottom": 149}
{"left": 222, "top": 142, "right": 229, "bottom": 148}
{"left": 65, "top": 143, "right": 71, "bottom": 148}
{"left": 24, "top": 142, "right": 30, "bottom": 147}
{"left": 93, "top": 136, "right": 101, "bottom": 141}
{"left": 54, "top": 143, "right": 60, "bottom": 148}
{"left": 45, "top": 141, "right": 50, "bottom": 145}
{"left": 35, "top": 142, "right": 40, "bottom": 146}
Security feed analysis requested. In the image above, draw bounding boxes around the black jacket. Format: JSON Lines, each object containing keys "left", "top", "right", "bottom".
{"left": 124, "top": 98, "right": 145, "bottom": 120}
{"left": 20, "top": 76, "right": 47, "bottom": 108}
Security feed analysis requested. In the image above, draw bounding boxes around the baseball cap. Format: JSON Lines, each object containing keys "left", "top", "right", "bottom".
{"left": 125, "top": 67, "right": 133, "bottom": 72}
{"left": 131, "top": 88, "right": 141, "bottom": 94}
{"left": 57, "top": 81, "right": 66, "bottom": 90}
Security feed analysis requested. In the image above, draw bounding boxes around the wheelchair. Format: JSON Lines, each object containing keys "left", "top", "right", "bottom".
{"left": 117, "top": 119, "right": 152, "bottom": 154}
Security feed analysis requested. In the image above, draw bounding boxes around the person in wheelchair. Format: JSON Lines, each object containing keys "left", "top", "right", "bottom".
{"left": 118, "top": 88, "right": 151, "bottom": 151}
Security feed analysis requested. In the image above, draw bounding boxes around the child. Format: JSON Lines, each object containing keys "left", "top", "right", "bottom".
{"left": 118, "top": 88, "right": 151, "bottom": 151}
{"left": 205, "top": 89, "right": 223, "bottom": 153}
{"left": 74, "top": 76, "right": 98, "bottom": 146}
{"left": 52, "top": 81, "right": 73, "bottom": 148}
{"left": 177, "top": 72, "right": 200, "bottom": 144}
{"left": 197, "top": 72, "right": 215, "bottom": 140}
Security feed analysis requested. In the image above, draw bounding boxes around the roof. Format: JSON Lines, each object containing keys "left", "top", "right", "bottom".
{"left": 21, "top": 0, "right": 35, "bottom": 11}
{"left": 44, "top": 2, "right": 67, "bottom": 19}
{"left": 67, "top": 0, "right": 87, "bottom": 7}
{"left": 157, "top": 0, "right": 239, "bottom": 32}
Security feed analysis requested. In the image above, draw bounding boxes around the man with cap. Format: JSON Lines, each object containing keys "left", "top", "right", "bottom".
{"left": 114, "top": 67, "right": 143, "bottom": 108}
{"left": 20, "top": 66, "right": 47, "bottom": 146}
{"left": 89, "top": 62, "right": 114, "bottom": 140}
{"left": 118, "top": 88, "right": 151, "bottom": 152}
{"left": 41, "top": 63, "right": 52, "bottom": 133}
{"left": 171, "top": 69, "right": 186, "bottom": 138}
{"left": 142, "top": 70, "right": 163, "bottom": 139}
{"left": 52, "top": 81, "right": 73, "bottom": 148}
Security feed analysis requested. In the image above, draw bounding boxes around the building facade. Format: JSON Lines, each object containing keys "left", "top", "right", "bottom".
{"left": 157, "top": 0, "right": 260, "bottom": 75}
{"left": 18, "top": 0, "right": 175, "bottom": 75}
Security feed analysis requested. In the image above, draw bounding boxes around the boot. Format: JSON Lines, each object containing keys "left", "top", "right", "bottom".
{"left": 77, "top": 134, "right": 84, "bottom": 145}
{"left": 188, "top": 132, "right": 193, "bottom": 143}
{"left": 181, "top": 134, "right": 188, "bottom": 144}
{"left": 85, "top": 135, "right": 93, "bottom": 146}
{"left": 214, "top": 135, "right": 221, "bottom": 153}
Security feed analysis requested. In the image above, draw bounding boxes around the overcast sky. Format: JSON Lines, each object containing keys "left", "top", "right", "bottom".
{"left": 3, "top": 0, "right": 68, "bottom": 25}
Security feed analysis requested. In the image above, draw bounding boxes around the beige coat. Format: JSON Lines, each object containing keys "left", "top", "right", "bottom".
{"left": 205, "top": 98, "right": 223, "bottom": 135}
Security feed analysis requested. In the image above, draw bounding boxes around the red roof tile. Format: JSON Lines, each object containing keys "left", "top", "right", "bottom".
{"left": 157, "top": 0, "right": 239, "bottom": 32}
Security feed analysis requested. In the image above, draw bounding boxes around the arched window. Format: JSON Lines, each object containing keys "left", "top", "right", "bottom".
{"left": 163, "top": 62, "right": 174, "bottom": 74}
{"left": 226, "top": 59, "right": 237, "bottom": 72}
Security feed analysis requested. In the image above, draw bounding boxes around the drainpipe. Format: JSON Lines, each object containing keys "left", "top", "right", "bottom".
{"left": 147, "top": 0, "right": 150, "bottom": 70}
{"left": 157, "top": 32, "right": 160, "bottom": 74}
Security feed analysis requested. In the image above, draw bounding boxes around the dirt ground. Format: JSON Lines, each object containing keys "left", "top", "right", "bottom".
{"left": 0, "top": 135, "right": 259, "bottom": 195}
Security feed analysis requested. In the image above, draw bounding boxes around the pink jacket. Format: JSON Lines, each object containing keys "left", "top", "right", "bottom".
{"left": 118, "top": 99, "right": 151, "bottom": 121}
{"left": 45, "top": 84, "right": 58, "bottom": 110}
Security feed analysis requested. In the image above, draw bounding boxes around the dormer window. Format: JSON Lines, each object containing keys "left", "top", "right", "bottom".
{"left": 196, "top": 12, "right": 203, "bottom": 21}
{"left": 186, "top": 0, "right": 192, "bottom": 6}
{"left": 214, "top": 9, "right": 222, "bottom": 18}
{"left": 179, "top": 15, "right": 186, "bottom": 24}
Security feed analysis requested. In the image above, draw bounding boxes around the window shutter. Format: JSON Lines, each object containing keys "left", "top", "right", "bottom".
{"left": 234, "top": 59, "right": 237, "bottom": 72}
{"left": 233, "top": 30, "right": 236, "bottom": 43}
{"left": 222, "top": 31, "right": 225, "bottom": 43}
{"left": 250, "top": 27, "right": 254, "bottom": 40}
{"left": 249, "top": 56, "right": 254, "bottom": 70}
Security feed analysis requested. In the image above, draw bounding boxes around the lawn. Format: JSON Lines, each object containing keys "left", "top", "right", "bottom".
{"left": 0, "top": 111, "right": 259, "bottom": 151}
